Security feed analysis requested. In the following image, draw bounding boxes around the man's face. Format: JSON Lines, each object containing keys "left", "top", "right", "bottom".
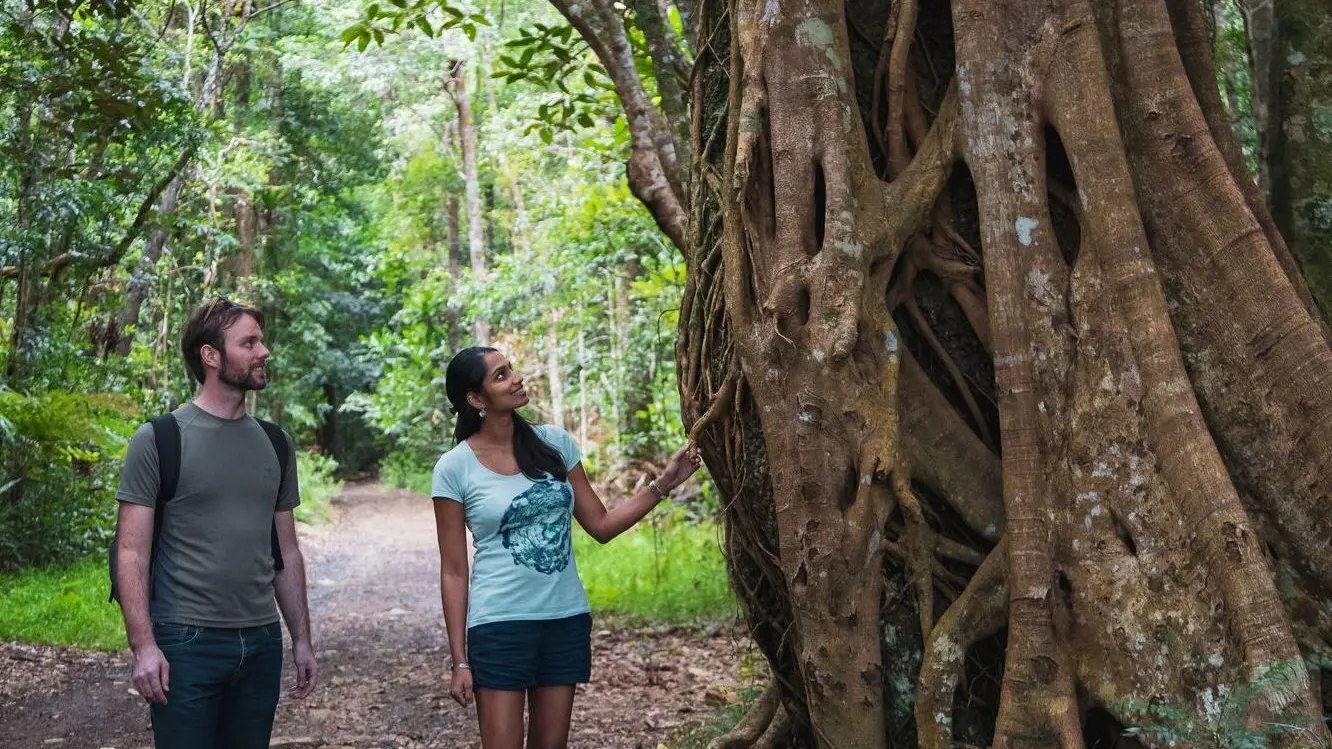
{"left": 213, "top": 314, "right": 269, "bottom": 391}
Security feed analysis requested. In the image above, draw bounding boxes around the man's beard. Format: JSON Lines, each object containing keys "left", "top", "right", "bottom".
{"left": 217, "top": 350, "right": 267, "bottom": 391}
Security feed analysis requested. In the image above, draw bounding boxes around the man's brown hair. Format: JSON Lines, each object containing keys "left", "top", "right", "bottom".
{"left": 181, "top": 297, "right": 265, "bottom": 384}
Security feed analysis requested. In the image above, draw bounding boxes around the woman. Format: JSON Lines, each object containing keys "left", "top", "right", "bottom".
{"left": 432, "top": 346, "right": 702, "bottom": 749}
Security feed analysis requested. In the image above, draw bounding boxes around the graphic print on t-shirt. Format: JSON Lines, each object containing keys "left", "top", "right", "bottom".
{"left": 499, "top": 479, "right": 573, "bottom": 574}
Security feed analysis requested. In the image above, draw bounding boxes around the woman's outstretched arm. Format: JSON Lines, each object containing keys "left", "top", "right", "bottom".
{"left": 433, "top": 498, "right": 473, "bottom": 707}
{"left": 571, "top": 443, "right": 701, "bottom": 543}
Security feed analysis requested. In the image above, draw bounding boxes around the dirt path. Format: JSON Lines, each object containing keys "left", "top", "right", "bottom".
{"left": 0, "top": 483, "right": 750, "bottom": 749}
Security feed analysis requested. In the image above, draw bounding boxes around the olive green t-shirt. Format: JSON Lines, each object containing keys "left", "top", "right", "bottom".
{"left": 115, "top": 403, "right": 300, "bottom": 628}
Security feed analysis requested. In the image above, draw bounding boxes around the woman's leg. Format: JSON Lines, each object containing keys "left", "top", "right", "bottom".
{"left": 525, "top": 685, "right": 576, "bottom": 749}
{"left": 475, "top": 688, "right": 527, "bottom": 749}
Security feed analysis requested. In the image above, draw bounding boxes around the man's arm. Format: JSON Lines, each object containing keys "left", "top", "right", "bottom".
{"left": 273, "top": 510, "right": 317, "bottom": 698}
{"left": 115, "top": 502, "right": 170, "bottom": 704}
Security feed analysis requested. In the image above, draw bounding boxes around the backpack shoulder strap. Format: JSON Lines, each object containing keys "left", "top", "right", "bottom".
{"left": 150, "top": 414, "right": 181, "bottom": 506}
{"left": 108, "top": 413, "right": 178, "bottom": 604}
{"left": 145, "top": 413, "right": 180, "bottom": 601}
{"left": 255, "top": 419, "right": 290, "bottom": 501}
{"left": 256, "top": 418, "right": 291, "bottom": 572}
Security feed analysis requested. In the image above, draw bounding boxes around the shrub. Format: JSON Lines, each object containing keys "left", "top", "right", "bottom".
{"left": 294, "top": 450, "right": 343, "bottom": 525}
{"left": 0, "top": 390, "right": 138, "bottom": 571}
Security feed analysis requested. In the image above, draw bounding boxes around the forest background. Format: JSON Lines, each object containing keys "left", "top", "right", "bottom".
{"left": 1, "top": 0, "right": 1329, "bottom": 746}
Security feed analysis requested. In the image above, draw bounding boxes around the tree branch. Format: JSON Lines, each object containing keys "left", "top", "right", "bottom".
{"left": 548, "top": 0, "right": 689, "bottom": 250}
{"left": 632, "top": 0, "right": 693, "bottom": 171}
{"left": 0, "top": 143, "right": 197, "bottom": 280}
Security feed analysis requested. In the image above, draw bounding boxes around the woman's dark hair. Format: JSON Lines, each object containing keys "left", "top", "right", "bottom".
{"left": 445, "top": 346, "right": 567, "bottom": 481}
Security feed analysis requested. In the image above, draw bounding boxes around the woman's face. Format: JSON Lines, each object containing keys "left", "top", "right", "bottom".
{"left": 471, "top": 351, "right": 529, "bottom": 413}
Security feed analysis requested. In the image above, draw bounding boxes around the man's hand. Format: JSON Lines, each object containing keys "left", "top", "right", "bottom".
{"left": 449, "top": 666, "right": 474, "bottom": 707}
{"left": 132, "top": 645, "right": 170, "bottom": 704}
{"left": 290, "top": 641, "right": 318, "bottom": 699}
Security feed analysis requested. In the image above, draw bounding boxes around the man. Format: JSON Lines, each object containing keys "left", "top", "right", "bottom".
{"left": 113, "top": 297, "right": 318, "bottom": 749}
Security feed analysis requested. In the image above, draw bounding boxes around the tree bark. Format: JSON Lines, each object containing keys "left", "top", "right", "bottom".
{"left": 659, "top": 0, "right": 1332, "bottom": 745}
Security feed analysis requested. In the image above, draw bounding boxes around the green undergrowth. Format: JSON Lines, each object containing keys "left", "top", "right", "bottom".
{"left": 293, "top": 450, "right": 344, "bottom": 525}
{"left": 573, "top": 508, "right": 736, "bottom": 625}
{"left": 0, "top": 555, "right": 126, "bottom": 651}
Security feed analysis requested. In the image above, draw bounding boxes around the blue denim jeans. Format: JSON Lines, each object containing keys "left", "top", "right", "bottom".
{"left": 148, "top": 621, "right": 284, "bottom": 749}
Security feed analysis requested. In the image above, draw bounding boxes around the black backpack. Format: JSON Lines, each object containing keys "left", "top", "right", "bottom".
{"left": 108, "top": 413, "right": 291, "bottom": 604}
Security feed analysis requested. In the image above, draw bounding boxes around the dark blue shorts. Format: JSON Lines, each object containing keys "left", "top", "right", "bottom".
{"left": 467, "top": 613, "right": 593, "bottom": 690}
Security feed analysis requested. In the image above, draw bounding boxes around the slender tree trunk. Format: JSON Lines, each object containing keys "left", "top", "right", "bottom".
{"left": 448, "top": 60, "right": 489, "bottom": 345}
{"left": 1240, "top": 0, "right": 1279, "bottom": 196}
{"left": 259, "top": 55, "right": 283, "bottom": 266}
{"left": 579, "top": 327, "right": 588, "bottom": 454}
{"left": 547, "top": 309, "right": 565, "bottom": 430}
{"left": 616, "top": 257, "right": 654, "bottom": 461}
{"left": 235, "top": 191, "right": 256, "bottom": 278}
{"left": 445, "top": 194, "right": 465, "bottom": 355}
{"left": 113, "top": 175, "right": 186, "bottom": 357}
{"left": 1270, "top": 0, "right": 1332, "bottom": 321}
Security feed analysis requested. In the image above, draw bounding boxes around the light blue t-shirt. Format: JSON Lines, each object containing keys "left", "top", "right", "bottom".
{"left": 431, "top": 424, "right": 590, "bottom": 629}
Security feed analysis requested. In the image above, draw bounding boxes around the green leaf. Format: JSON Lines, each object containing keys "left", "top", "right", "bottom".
{"left": 357, "top": 33, "right": 370, "bottom": 51}
{"left": 469, "top": 13, "right": 492, "bottom": 26}
{"left": 519, "top": 47, "right": 534, "bottom": 66}
{"left": 367, "top": 3, "right": 380, "bottom": 18}
{"left": 340, "top": 25, "right": 363, "bottom": 44}
{"left": 539, "top": 128, "right": 553, "bottom": 144}
{"left": 442, "top": 4, "right": 464, "bottom": 18}
{"left": 373, "top": 28, "right": 385, "bottom": 45}
{"left": 415, "top": 16, "right": 433, "bottom": 36}
{"left": 463, "top": 23, "right": 477, "bottom": 41}
{"left": 583, "top": 70, "right": 598, "bottom": 88}
{"left": 577, "top": 112, "right": 594, "bottom": 129}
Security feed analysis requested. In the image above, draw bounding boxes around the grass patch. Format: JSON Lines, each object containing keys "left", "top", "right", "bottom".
{"left": 0, "top": 555, "right": 126, "bottom": 651}
{"left": 574, "top": 510, "right": 736, "bottom": 625}
{"left": 0, "top": 450, "right": 344, "bottom": 652}
{"left": 294, "top": 450, "right": 343, "bottom": 525}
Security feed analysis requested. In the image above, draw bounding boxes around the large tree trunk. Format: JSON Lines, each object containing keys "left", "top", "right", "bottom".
{"left": 667, "top": 0, "right": 1332, "bottom": 746}
{"left": 1270, "top": 0, "right": 1332, "bottom": 321}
